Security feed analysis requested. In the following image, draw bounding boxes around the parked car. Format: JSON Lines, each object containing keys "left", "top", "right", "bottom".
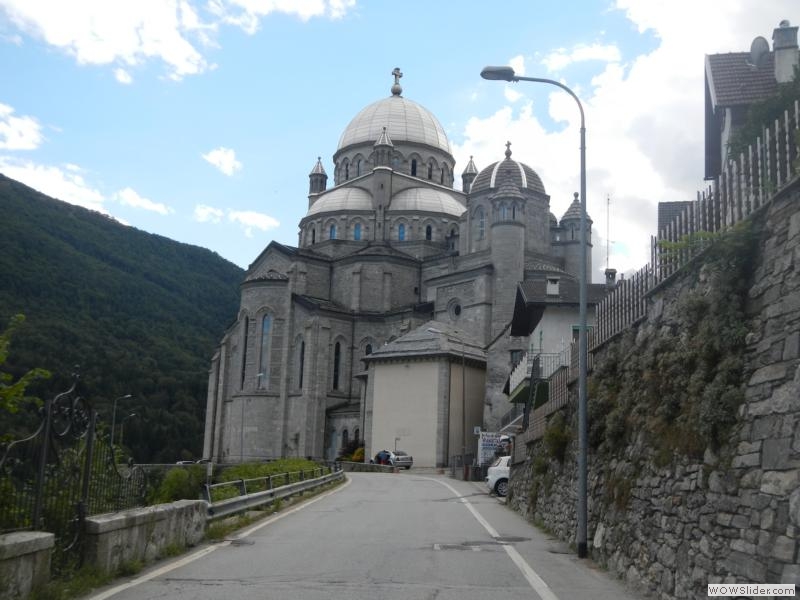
{"left": 486, "top": 455, "right": 510, "bottom": 497}
{"left": 390, "top": 450, "right": 413, "bottom": 469}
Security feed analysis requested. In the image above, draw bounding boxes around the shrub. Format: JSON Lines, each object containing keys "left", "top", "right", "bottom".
{"left": 150, "top": 465, "right": 205, "bottom": 503}
{"left": 543, "top": 412, "right": 570, "bottom": 463}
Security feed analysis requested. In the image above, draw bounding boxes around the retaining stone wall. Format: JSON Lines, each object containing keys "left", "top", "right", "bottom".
{"left": 508, "top": 179, "right": 800, "bottom": 599}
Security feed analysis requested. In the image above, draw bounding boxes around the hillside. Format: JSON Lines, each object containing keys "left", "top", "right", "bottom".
{"left": 0, "top": 174, "right": 244, "bottom": 462}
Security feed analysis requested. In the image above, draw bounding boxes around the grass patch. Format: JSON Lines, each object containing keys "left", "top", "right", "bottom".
{"left": 29, "top": 566, "right": 112, "bottom": 600}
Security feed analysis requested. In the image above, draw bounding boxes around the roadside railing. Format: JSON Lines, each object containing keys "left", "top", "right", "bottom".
{"left": 204, "top": 466, "right": 343, "bottom": 521}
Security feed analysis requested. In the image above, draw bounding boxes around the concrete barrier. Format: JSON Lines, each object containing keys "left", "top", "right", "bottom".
{"left": 0, "top": 531, "right": 54, "bottom": 600}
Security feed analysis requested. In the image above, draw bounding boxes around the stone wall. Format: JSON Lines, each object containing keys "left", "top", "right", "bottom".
{"left": 508, "top": 178, "right": 800, "bottom": 599}
{"left": 83, "top": 500, "right": 206, "bottom": 575}
{"left": 0, "top": 532, "right": 53, "bottom": 600}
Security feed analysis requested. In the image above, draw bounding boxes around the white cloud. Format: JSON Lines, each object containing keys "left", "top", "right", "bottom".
{"left": 228, "top": 209, "right": 279, "bottom": 237}
{"left": 194, "top": 203, "right": 224, "bottom": 223}
{"left": 504, "top": 87, "right": 523, "bottom": 103}
{"left": 0, "top": 103, "right": 43, "bottom": 150}
{"left": 114, "top": 187, "right": 174, "bottom": 215}
{"left": 202, "top": 146, "right": 242, "bottom": 175}
{"left": 541, "top": 43, "right": 621, "bottom": 73}
{"left": 194, "top": 204, "right": 279, "bottom": 236}
{"left": 0, "top": 0, "right": 355, "bottom": 79}
{"left": 462, "top": 0, "right": 797, "bottom": 280}
{"left": 509, "top": 54, "right": 526, "bottom": 77}
{"left": 114, "top": 67, "right": 133, "bottom": 84}
{"left": 0, "top": 157, "right": 107, "bottom": 213}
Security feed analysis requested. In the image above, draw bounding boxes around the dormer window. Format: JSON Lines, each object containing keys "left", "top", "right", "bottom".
{"left": 547, "top": 278, "right": 560, "bottom": 296}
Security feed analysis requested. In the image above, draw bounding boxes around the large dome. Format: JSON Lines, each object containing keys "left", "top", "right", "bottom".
{"left": 337, "top": 95, "right": 452, "bottom": 155}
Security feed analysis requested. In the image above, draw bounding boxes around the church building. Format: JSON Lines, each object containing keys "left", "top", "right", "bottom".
{"left": 203, "top": 69, "right": 603, "bottom": 465}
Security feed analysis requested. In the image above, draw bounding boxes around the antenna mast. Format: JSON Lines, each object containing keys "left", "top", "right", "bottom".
{"left": 606, "top": 195, "right": 611, "bottom": 270}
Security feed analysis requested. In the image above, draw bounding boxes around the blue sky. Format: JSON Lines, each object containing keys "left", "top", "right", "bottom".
{"left": 0, "top": 0, "right": 795, "bottom": 279}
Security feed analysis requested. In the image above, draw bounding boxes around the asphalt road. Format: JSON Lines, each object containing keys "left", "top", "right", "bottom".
{"left": 88, "top": 471, "right": 642, "bottom": 600}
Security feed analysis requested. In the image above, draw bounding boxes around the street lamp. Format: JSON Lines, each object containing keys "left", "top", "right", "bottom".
{"left": 481, "top": 65, "right": 589, "bottom": 559}
{"left": 120, "top": 413, "right": 137, "bottom": 449}
{"left": 427, "top": 327, "right": 467, "bottom": 474}
{"left": 110, "top": 394, "right": 132, "bottom": 447}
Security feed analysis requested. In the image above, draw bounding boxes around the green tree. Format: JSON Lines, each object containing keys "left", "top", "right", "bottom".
{"left": 0, "top": 314, "right": 50, "bottom": 414}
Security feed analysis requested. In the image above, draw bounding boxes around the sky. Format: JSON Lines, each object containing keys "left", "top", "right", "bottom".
{"left": 0, "top": 0, "right": 795, "bottom": 281}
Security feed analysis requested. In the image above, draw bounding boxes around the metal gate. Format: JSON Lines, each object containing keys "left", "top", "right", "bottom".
{"left": 0, "top": 375, "right": 146, "bottom": 572}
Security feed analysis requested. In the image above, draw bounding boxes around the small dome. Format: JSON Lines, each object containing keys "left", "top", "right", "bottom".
{"left": 388, "top": 188, "right": 465, "bottom": 217}
{"left": 338, "top": 95, "right": 452, "bottom": 155}
{"left": 549, "top": 212, "right": 558, "bottom": 227}
{"left": 306, "top": 187, "right": 373, "bottom": 216}
{"left": 470, "top": 145, "right": 545, "bottom": 195}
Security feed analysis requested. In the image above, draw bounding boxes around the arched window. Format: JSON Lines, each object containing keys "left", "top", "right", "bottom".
{"left": 354, "top": 223, "right": 362, "bottom": 241}
{"left": 333, "top": 342, "right": 342, "bottom": 390}
{"left": 411, "top": 159, "right": 417, "bottom": 177}
{"left": 398, "top": 224, "right": 406, "bottom": 241}
{"left": 240, "top": 317, "right": 249, "bottom": 389}
{"left": 476, "top": 207, "right": 485, "bottom": 239}
{"left": 427, "top": 162, "right": 433, "bottom": 180}
{"left": 345, "top": 162, "right": 349, "bottom": 180}
{"left": 258, "top": 314, "right": 272, "bottom": 388}
{"left": 311, "top": 228, "right": 316, "bottom": 244}
{"left": 329, "top": 224, "right": 337, "bottom": 239}
{"left": 441, "top": 165, "right": 447, "bottom": 185}
{"left": 512, "top": 204, "right": 516, "bottom": 219}
{"left": 298, "top": 340, "right": 305, "bottom": 389}
{"left": 356, "top": 159, "right": 362, "bottom": 177}
{"left": 354, "top": 428, "right": 360, "bottom": 444}
{"left": 500, "top": 204, "right": 508, "bottom": 221}
{"left": 365, "top": 344, "right": 373, "bottom": 355}
{"left": 425, "top": 225, "right": 432, "bottom": 240}
{"left": 342, "top": 429, "right": 349, "bottom": 450}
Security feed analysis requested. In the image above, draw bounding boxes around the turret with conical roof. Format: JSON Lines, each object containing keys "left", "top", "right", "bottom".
{"left": 373, "top": 127, "right": 394, "bottom": 168}
{"left": 554, "top": 192, "right": 593, "bottom": 279}
{"left": 308, "top": 157, "right": 328, "bottom": 197}
{"left": 462, "top": 155, "right": 478, "bottom": 193}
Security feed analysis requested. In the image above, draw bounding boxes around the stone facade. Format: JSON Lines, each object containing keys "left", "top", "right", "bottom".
{"left": 204, "top": 72, "right": 597, "bottom": 464}
{"left": 508, "top": 179, "right": 800, "bottom": 598}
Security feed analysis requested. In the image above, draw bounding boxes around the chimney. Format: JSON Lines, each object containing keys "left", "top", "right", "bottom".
{"left": 605, "top": 268, "right": 617, "bottom": 290}
{"left": 773, "top": 20, "right": 799, "bottom": 83}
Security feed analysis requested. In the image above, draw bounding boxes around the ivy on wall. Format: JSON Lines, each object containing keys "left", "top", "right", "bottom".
{"left": 588, "top": 220, "right": 758, "bottom": 464}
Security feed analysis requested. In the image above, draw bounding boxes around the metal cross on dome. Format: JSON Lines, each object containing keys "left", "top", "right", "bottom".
{"left": 392, "top": 67, "right": 403, "bottom": 84}
{"left": 505, "top": 141, "right": 512, "bottom": 158}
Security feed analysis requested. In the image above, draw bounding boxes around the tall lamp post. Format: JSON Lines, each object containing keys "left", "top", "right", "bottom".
{"left": 110, "top": 394, "right": 132, "bottom": 447}
{"left": 480, "top": 65, "right": 589, "bottom": 558}
{"left": 120, "top": 413, "right": 137, "bottom": 449}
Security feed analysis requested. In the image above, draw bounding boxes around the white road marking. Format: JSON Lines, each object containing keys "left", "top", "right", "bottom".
{"left": 86, "top": 476, "right": 351, "bottom": 599}
{"left": 426, "top": 477, "right": 561, "bottom": 600}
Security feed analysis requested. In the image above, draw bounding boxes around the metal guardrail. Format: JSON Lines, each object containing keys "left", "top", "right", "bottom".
{"left": 205, "top": 467, "right": 344, "bottom": 521}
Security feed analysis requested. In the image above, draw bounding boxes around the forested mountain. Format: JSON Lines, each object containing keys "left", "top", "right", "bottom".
{"left": 0, "top": 174, "right": 243, "bottom": 462}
